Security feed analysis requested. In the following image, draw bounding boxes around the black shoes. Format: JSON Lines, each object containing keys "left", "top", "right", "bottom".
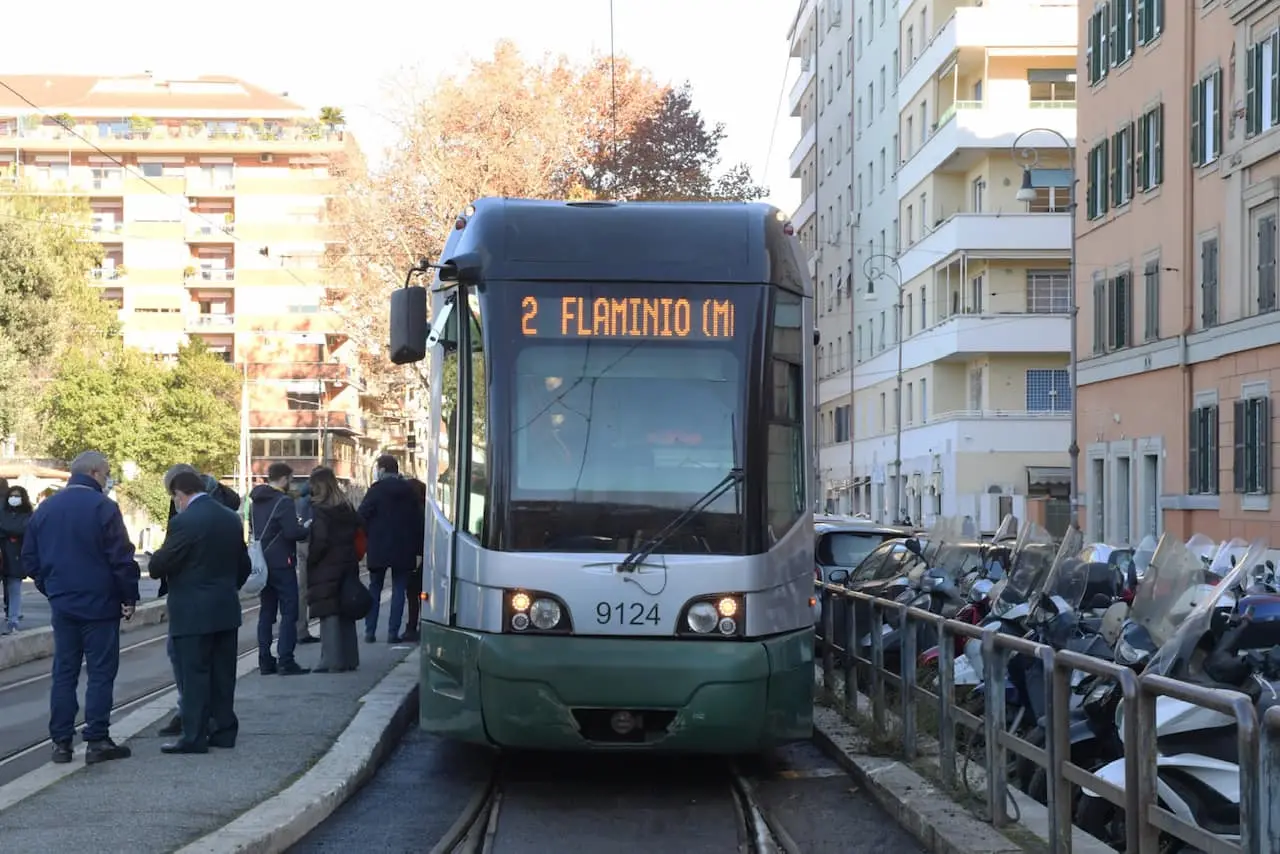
{"left": 85, "top": 737, "right": 131, "bottom": 765}
{"left": 51, "top": 740, "right": 72, "bottom": 764}
{"left": 259, "top": 659, "right": 278, "bottom": 675}
{"left": 278, "top": 661, "right": 310, "bottom": 675}
{"left": 298, "top": 634, "right": 320, "bottom": 645}
{"left": 158, "top": 714, "right": 182, "bottom": 736}
{"left": 160, "top": 742, "right": 208, "bottom": 755}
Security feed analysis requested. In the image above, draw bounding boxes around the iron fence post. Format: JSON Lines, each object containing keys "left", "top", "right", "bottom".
{"left": 844, "top": 592, "right": 859, "bottom": 707}
{"left": 1231, "top": 693, "right": 1261, "bottom": 854}
{"left": 1260, "top": 705, "right": 1280, "bottom": 854}
{"left": 1133, "top": 682, "right": 1160, "bottom": 854}
{"left": 1044, "top": 649, "right": 1070, "bottom": 853}
{"left": 937, "top": 620, "right": 956, "bottom": 789}
{"left": 870, "top": 605, "right": 886, "bottom": 734}
{"left": 981, "top": 627, "right": 1008, "bottom": 826}
{"left": 900, "top": 604, "right": 918, "bottom": 761}
{"left": 821, "top": 585, "right": 835, "bottom": 698}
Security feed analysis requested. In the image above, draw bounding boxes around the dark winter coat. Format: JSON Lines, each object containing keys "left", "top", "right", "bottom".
{"left": 160, "top": 477, "right": 241, "bottom": 597}
{"left": 248, "top": 484, "right": 308, "bottom": 570}
{"left": 356, "top": 475, "right": 424, "bottom": 572}
{"left": 0, "top": 509, "right": 31, "bottom": 579}
{"left": 148, "top": 494, "right": 251, "bottom": 637}
{"left": 306, "top": 502, "right": 363, "bottom": 620}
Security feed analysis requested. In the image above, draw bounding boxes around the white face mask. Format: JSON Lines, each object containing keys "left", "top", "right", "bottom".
{"left": 6, "top": 496, "right": 19, "bottom": 508}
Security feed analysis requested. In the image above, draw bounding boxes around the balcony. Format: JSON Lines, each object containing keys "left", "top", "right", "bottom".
{"left": 790, "top": 122, "right": 817, "bottom": 179}
{"left": 900, "top": 3, "right": 1079, "bottom": 101}
{"left": 186, "top": 314, "right": 236, "bottom": 331}
{"left": 185, "top": 178, "right": 236, "bottom": 197}
{"left": 1, "top": 122, "right": 346, "bottom": 154}
{"left": 88, "top": 267, "right": 125, "bottom": 281}
{"left": 249, "top": 409, "right": 366, "bottom": 434}
{"left": 899, "top": 212, "right": 1069, "bottom": 282}
{"left": 244, "top": 361, "right": 360, "bottom": 384}
{"left": 788, "top": 0, "right": 815, "bottom": 54}
{"left": 789, "top": 62, "right": 816, "bottom": 117}
{"left": 792, "top": 189, "right": 816, "bottom": 230}
{"left": 186, "top": 222, "right": 235, "bottom": 241}
{"left": 187, "top": 268, "right": 237, "bottom": 284}
{"left": 857, "top": 409, "right": 1070, "bottom": 467}
{"left": 897, "top": 102, "right": 1075, "bottom": 195}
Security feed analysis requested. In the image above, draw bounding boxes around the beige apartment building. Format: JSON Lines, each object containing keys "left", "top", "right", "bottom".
{"left": 846, "top": 0, "right": 1077, "bottom": 532}
{"left": 0, "top": 74, "right": 379, "bottom": 486}
{"left": 1076, "top": 0, "right": 1280, "bottom": 543}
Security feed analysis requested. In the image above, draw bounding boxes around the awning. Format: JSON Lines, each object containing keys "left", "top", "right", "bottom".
{"left": 1027, "top": 466, "right": 1071, "bottom": 487}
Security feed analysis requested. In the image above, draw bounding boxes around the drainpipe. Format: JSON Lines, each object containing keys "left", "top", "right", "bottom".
{"left": 1179, "top": 9, "right": 1197, "bottom": 540}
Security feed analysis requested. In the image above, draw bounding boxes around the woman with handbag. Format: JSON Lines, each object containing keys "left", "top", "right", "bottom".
{"left": 305, "top": 467, "right": 366, "bottom": 672}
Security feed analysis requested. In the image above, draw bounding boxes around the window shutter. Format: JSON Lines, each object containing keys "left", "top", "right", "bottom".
{"left": 1188, "top": 408, "right": 1201, "bottom": 493}
{"left": 1110, "top": 131, "right": 1121, "bottom": 204}
{"left": 1234, "top": 399, "right": 1247, "bottom": 493}
{"left": 1107, "top": 1, "right": 1118, "bottom": 67}
{"left": 1154, "top": 104, "right": 1164, "bottom": 185}
{"left": 1086, "top": 148, "right": 1097, "bottom": 218}
{"left": 1212, "top": 70, "right": 1223, "bottom": 159}
{"left": 1086, "top": 14, "right": 1096, "bottom": 84}
{"left": 1247, "top": 44, "right": 1259, "bottom": 137}
{"left": 1273, "top": 34, "right": 1280, "bottom": 128}
{"left": 1154, "top": 0, "right": 1163, "bottom": 36}
{"left": 1101, "top": 138, "right": 1110, "bottom": 213}
{"left": 1135, "top": 114, "right": 1147, "bottom": 191}
{"left": 1190, "top": 82, "right": 1202, "bottom": 166}
{"left": 1124, "top": 0, "right": 1135, "bottom": 59}
{"left": 1259, "top": 397, "right": 1271, "bottom": 493}
{"left": 1209, "top": 405, "right": 1220, "bottom": 494}
{"left": 1136, "top": 0, "right": 1145, "bottom": 45}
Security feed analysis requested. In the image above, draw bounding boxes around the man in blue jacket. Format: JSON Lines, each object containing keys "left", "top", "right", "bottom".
{"left": 358, "top": 455, "right": 425, "bottom": 643}
{"left": 21, "top": 451, "right": 140, "bottom": 765}
{"left": 249, "top": 462, "right": 310, "bottom": 675}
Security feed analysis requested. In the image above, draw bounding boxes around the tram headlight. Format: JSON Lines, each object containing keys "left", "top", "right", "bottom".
{"left": 679, "top": 594, "right": 745, "bottom": 638}
{"left": 504, "top": 589, "right": 572, "bottom": 634}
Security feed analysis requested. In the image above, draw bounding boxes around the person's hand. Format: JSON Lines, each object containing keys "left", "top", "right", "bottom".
{"left": 121, "top": 603, "right": 136, "bottom": 621}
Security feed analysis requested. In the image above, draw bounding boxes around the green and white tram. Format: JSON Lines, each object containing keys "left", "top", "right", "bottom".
{"left": 388, "top": 198, "right": 816, "bottom": 752}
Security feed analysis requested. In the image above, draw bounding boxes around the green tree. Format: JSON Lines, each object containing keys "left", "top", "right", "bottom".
{"left": 0, "top": 191, "right": 117, "bottom": 446}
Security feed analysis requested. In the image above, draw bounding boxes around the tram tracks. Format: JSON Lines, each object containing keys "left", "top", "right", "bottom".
{"left": 432, "top": 756, "right": 800, "bottom": 854}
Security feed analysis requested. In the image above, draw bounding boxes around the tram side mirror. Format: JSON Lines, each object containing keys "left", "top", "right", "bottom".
{"left": 438, "top": 251, "right": 482, "bottom": 285}
{"left": 389, "top": 286, "right": 428, "bottom": 365}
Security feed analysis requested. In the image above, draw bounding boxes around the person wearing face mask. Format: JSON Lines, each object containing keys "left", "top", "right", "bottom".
{"left": 20, "top": 450, "right": 140, "bottom": 765}
{"left": 1, "top": 485, "right": 33, "bottom": 634}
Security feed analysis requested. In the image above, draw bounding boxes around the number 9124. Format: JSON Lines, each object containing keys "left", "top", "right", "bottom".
{"left": 596, "top": 601, "right": 661, "bottom": 626}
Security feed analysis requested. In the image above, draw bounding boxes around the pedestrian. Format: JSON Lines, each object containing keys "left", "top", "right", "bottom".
{"left": 154, "top": 463, "right": 243, "bottom": 736}
{"left": 294, "top": 479, "right": 319, "bottom": 645}
{"left": 21, "top": 451, "right": 138, "bottom": 764}
{"left": 305, "top": 466, "right": 362, "bottom": 672}
{"left": 148, "top": 471, "right": 250, "bottom": 753}
{"left": 403, "top": 477, "right": 427, "bottom": 643}
{"left": 357, "top": 455, "right": 425, "bottom": 643}
{"left": 0, "top": 476, "right": 9, "bottom": 619}
{"left": 1, "top": 485, "right": 34, "bottom": 634}
{"left": 249, "top": 462, "right": 310, "bottom": 675}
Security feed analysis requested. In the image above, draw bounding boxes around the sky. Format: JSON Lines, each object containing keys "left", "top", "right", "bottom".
{"left": 3, "top": 0, "right": 801, "bottom": 212}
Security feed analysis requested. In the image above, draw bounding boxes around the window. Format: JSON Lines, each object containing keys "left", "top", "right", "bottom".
{"left": 878, "top": 67, "right": 886, "bottom": 111}
{"left": 1143, "top": 259, "right": 1160, "bottom": 340}
{"left": 920, "top": 379, "right": 928, "bottom": 422}
{"left": 1188, "top": 402, "right": 1219, "bottom": 495}
{"left": 878, "top": 149, "right": 886, "bottom": 190}
{"left": 1086, "top": 3, "right": 1110, "bottom": 84}
{"left": 1091, "top": 272, "right": 1108, "bottom": 354}
{"left": 838, "top": 50, "right": 844, "bottom": 86}
{"left": 971, "top": 177, "right": 986, "bottom": 212}
{"left": 435, "top": 299, "right": 460, "bottom": 524}
{"left": 1086, "top": 138, "right": 1110, "bottom": 219}
{"left": 1024, "top": 168, "right": 1072, "bottom": 212}
{"left": 1137, "top": 0, "right": 1163, "bottom": 44}
{"left": 1136, "top": 104, "right": 1164, "bottom": 191}
{"left": 464, "top": 294, "right": 488, "bottom": 539}
{"left": 1191, "top": 70, "right": 1223, "bottom": 166}
{"left": 1234, "top": 395, "right": 1271, "bottom": 495}
{"left": 1112, "top": 0, "right": 1135, "bottom": 66}
{"left": 892, "top": 50, "right": 899, "bottom": 91}
{"left": 138, "top": 162, "right": 163, "bottom": 178}
{"left": 1026, "top": 369, "right": 1072, "bottom": 412}
{"left": 856, "top": 98, "right": 863, "bottom": 133}
{"left": 906, "top": 382, "right": 914, "bottom": 423}
{"left": 1259, "top": 213, "right": 1277, "bottom": 313}
{"left": 1026, "top": 270, "right": 1071, "bottom": 313}
{"left": 857, "top": 18, "right": 864, "bottom": 56}
{"left": 1108, "top": 271, "right": 1133, "bottom": 349}
{"left": 834, "top": 404, "right": 850, "bottom": 442}
{"left": 1245, "top": 32, "right": 1280, "bottom": 138}
{"left": 1202, "top": 237, "right": 1219, "bottom": 328}
{"left": 906, "top": 27, "right": 914, "bottom": 62}
{"left": 1028, "top": 69, "right": 1077, "bottom": 103}
{"left": 767, "top": 290, "right": 806, "bottom": 538}
{"left": 1112, "top": 123, "right": 1134, "bottom": 206}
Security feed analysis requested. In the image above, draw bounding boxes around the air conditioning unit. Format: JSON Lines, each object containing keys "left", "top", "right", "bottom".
{"left": 260, "top": 153, "right": 274, "bottom": 163}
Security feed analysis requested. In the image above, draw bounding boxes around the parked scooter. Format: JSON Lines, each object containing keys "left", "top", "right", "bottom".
{"left": 1076, "top": 537, "right": 1276, "bottom": 849}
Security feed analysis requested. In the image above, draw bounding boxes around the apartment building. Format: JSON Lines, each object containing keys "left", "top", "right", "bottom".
{"left": 849, "top": 0, "right": 1077, "bottom": 532}
{"left": 0, "top": 74, "right": 375, "bottom": 486}
{"left": 1076, "top": 0, "right": 1280, "bottom": 543}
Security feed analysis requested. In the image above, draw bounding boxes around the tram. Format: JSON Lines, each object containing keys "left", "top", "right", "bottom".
{"left": 388, "top": 198, "right": 816, "bottom": 752}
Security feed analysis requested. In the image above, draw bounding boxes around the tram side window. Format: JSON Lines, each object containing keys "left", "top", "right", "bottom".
{"left": 435, "top": 300, "right": 460, "bottom": 524}
{"left": 766, "top": 290, "right": 805, "bottom": 541}
{"left": 465, "top": 297, "right": 488, "bottom": 540}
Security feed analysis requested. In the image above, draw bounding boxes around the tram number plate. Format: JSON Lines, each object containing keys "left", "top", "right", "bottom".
{"left": 596, "top": 601, "right": 661, "bottom": 627}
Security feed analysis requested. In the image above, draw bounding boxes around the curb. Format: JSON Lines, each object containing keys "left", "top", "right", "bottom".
{"left": 0, "top": 598, "right": 169, "bottom": 670}
{"left": 175, "top": 650, "right": 421, "bottom": 854}
{"left": 811, "top": 705, "right": 1024, "bottom": 854}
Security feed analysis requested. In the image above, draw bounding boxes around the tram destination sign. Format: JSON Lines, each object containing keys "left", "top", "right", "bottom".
{"left": 519, "top": 295, "right": 738, "bottom": 340}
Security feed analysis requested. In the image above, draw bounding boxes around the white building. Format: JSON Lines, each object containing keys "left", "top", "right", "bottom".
{"left": 789, "top": 0, "right": 1078, "bottom": 533}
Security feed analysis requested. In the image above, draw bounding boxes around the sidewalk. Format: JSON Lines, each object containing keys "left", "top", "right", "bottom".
{"left": 0, "top": 632, "right": 419, "bottom": 854}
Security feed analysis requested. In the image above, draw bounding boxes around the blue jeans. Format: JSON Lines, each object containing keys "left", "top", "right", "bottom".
{"left": 258, "top": 566, "right": 300, "bottom": 665}
{"left": 365, "top": 567, "right": 408, "bottom": 639}
{"left": 3, "top": 577, "right": 21, "bottom": 630}
{"left": 50, "top": 612, "right": 120, "bottom": 743}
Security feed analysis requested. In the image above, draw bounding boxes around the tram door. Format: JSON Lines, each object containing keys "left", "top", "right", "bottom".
{"left": 423, "top": 289, "right": 461, "bottom": 626}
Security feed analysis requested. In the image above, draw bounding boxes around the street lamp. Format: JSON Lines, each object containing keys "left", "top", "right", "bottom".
{"left": 863, "top": 252, "right": 906, "bottom": 525}
{"left": 1011, "top": 127, "right": 1078, "bottom": 526}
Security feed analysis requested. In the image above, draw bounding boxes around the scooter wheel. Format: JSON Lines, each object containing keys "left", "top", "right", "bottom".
{"left": 1075, "top": 793, "right": 1123, "bottom": 848}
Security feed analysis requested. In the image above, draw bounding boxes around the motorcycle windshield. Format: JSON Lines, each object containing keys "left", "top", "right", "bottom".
{"left": 1131, "top": 535, "right": 1157, "bottom": 578}
{"left": 991, "top": 514, "right": 1018, "bottom": 543}
{"left": 1144, "top": 538, "right": 1270, "bottom": 679}
{"left": 1128, "top": 533, "right": 1214, "bottom": 653}
{"left": 1029, "top": 525, "right": 1087, "bottom": 619}
{"left": 1208, "top": 538, "right": 1249, "bottom": 577}
{"left": 1185, "top": 533, "right": 1217, "bottom": 565}
{"left": 920, "top": 517, "right": 960, "bottom": 564}
{"left": 998, "top": 521, "right": 1058, "bottom": 609}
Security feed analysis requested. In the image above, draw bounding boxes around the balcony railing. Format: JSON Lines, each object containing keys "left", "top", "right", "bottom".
{"left": 89, "top": 267, "right": 124, "bottom": 281}
{"left": 244, "top": 362, "right": 359, "bottom": 383}
{"left": 935, "top": 100, "right": 983, "bottom": 130}
{"left": 0, "top": 122, "right": 345, "bottom": 147}
{"left": 187, "top": 314, "right": 235, "bottom": 330}
{"left": 186, "top": 179, "right": 236, "bottom": 194}
{"left": 194, "top": 268, "right": 236, "bottom": 283}
{"left": 1029, "top": 99, "right": 1077, "bottom": 110}
{"left": 186, "top": 222, "right": 235, "bottom": 240}
{"left": 248, "top": 409, "right": 366, "bottom": 433}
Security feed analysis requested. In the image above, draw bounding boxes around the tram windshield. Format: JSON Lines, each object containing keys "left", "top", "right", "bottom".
{"left": 500, "top": 284, "right": 763, "bottom": 554}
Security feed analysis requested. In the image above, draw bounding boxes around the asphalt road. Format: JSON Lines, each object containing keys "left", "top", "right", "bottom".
{"left": 294, "top": 730, "right": 926, "bottom": 853}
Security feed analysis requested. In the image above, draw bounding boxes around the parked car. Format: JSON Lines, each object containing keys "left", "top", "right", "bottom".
{"left": 813, "top": 519, "right": 910, "bottom": 632}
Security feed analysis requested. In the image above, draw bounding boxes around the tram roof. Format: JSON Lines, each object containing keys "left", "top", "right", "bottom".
{"left": 441, "top": 198, "right": 809, "bottom": 291}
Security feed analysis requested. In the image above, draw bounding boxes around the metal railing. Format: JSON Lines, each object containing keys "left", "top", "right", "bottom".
{"left": 815, "top": 582, "right": 1280, "bottom": 854}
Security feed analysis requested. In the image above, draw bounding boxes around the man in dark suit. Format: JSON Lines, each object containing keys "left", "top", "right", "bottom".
{"left": 148, "top": 471, "right": 251, "bottom": 754}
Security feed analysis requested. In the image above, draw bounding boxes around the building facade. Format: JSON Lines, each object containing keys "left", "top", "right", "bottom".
{"left": 0, "top": 74, "right": 378, "bottom": 486}
{"left": 1077, "top": 0, "right": 1280, "bottom": 544}
{"left": 787, "top": 0, "right": 1078, "bottom": 531}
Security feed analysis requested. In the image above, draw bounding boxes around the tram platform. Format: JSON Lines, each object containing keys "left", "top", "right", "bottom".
{"left": 0, "top": 624, "right": 419, "bottom": 854}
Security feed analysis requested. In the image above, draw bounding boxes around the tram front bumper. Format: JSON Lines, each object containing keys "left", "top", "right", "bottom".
{"left": 420, "top": 626, "right": 814, "bottom": 752}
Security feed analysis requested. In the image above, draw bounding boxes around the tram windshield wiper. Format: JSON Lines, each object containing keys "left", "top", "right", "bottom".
{"left": 617, "top": 468, "right": 745, "bottom": 573}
